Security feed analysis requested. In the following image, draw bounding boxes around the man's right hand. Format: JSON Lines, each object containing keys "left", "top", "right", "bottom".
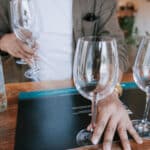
{"left": 0, "top": 33, "right": 36, "bottom": 64}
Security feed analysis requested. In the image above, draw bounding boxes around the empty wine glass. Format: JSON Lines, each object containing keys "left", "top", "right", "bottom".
{"left": 10, "top": 0, "right": 27, "bottom": 65}
{"left": 73, "top": 36, "right": 119, "bottom": 145}
{"left": 132, "top": 36, "right": 150, "bottom": 137}
{"left": 10, "top": 0, "right": 40, "bottom": 80}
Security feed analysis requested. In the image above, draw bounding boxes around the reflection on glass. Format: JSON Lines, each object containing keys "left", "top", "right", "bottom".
{"left": 133, "top": 36, "right": 150, "bottom": 137}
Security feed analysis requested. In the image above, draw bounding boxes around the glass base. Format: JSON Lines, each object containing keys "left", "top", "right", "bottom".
{"left": 16, "top": 59, "right": 27, "bottom": 65}
{"left": 76, "top": 129, "right": 93, "bottom": 146}
{"left": 24, "top": 68, "right": 39, "bottom": 81}
{"left": 132, "top": 120, "right": 150, "bottom": 138}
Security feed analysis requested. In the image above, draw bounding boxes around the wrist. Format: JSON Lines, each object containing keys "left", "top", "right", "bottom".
{"left": 114, "top": 83, "right": 123, "bottom": 96}
{"left": 0, "top": 35, "right": 6, "bottom": 52}
{"left": 0, "top": 35, "right": 10, "bottom": 56}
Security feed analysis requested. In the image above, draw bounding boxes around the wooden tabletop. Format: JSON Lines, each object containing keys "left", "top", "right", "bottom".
{"left": 0, "top": 73, "right": 149, "bottom": 150}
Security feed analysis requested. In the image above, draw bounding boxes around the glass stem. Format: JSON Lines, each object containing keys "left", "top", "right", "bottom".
{"left": 28, "top": 40, "right": 39, "bottom": 72}
{"left": 31, "top": 60, "right": 39, "bottom": 71}
{"left": 91, "top": 93, "right": 97, "bottom": 131}
{"left": 143, "top": 92, "right": 150, "bottom": 123}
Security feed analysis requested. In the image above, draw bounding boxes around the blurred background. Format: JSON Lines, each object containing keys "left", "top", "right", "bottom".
{"left": 117, "top": 0, "right": 150, "bottom": 71}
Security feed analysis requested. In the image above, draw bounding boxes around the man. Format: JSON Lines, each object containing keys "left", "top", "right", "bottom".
{"left": 0, "top": 0, "right": 143, "bottom": 149}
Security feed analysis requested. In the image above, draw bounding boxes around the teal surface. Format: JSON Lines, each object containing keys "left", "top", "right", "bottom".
{"left": 121, "top": 82, "right": 138, "bottom": 89}
{"left": 19, "top": 82, "right": 138, "bottom": 100}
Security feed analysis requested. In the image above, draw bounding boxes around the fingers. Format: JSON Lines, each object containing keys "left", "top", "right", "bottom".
{"left": 127, "top": 122, "right": 143, "bottom": 144}
{"left": 0, "top": 33, "right": 36, "bottom": 61}
{"left": 91, "top": 112, "right": 110, "bottom": 145}
{"left": 17, "top": 40, "right": 36, "bottom": 55}
{"left": 20, "top": 49, "right": 34, "bottom": 60}
{"left": 118, "top": 124, "right": 131, "bottom": 150}
{"left": 87, "top": 123, "right": 93, "bottom": 131}
{"left": 89, "top": 93, "right": 143, "bottom": 150}
{"left": 103, "top": 117, "right": 117, "bottom": 150}
{"left": 13, "top": 40, "right": 37, "bottom": 62}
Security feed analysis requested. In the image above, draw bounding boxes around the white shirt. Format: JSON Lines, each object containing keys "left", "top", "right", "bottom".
{"left": 36, "top": 0, "right": 73, "bottom": 81}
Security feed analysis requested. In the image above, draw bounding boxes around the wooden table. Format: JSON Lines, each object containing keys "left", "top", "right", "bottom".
{"left": 0, "top": 73, "right": 149, "bottom": 150}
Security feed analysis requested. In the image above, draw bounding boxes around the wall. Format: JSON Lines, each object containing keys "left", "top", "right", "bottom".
{"left": 118, "top": 0, "right": 150, "bottom": 36}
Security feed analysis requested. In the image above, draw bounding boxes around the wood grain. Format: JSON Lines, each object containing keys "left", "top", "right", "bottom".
{"left": 0, "top": 73, "right": 149, "bottom": 150}
{"left": 71, "top": 139, "right": 150, "bottom": 150}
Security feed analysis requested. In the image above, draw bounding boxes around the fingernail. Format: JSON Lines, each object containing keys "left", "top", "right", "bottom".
{"left": 91, "top": 137, "right": 98, "bottom": 145}
{"left": 138, "top": 138, "right": 143, "bottom": 144}
{"left": 127, "top": 145, "right": 131, "bottom": 150}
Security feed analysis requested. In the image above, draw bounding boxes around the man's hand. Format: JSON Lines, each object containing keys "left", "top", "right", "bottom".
{"left": 88, "top": 92, "right": 143, "bottom": 150}
{"left": 0, "top": 33, "right": 36, "bottom": 64}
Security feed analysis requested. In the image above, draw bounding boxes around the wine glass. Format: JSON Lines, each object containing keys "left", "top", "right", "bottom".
{"left": 73, "top": 36, "right": 119, "bottom": 145}
{"left": 132, "top": 36, "right": 150, "bottom": 137}
{"left": 10, "top": 0, "right": 40, "bottom": 80}
{"left": 10, "top": 0, "right": 26, "bottom": 65}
